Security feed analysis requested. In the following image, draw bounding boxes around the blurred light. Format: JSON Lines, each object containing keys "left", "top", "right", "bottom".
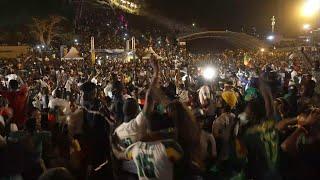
{"left": 306, "top": 38, "right": 311, "bottom": 42}
{"left": 97, "top": 60, "right": 101, "bottom": 65}
{"left": 260, "top": 48, "right": 265, "bottom": 52}
{"left": 74, "top": 39, "right": 78, "bottom": 42}
{"left": 267, "top": 35, "right": 274, "bottom": 40}
{"left": 303, "top": 24, "right": 311, "bottom": 30}
{"left": 36, "top": 45, "right": 40, "bottom": 49}
{"left": 301, "top": 0, "right": 320, "bottom": 17}
{"left": 192, "top": 23, "right": 196, "bottom": 27}
{"left": 123, "top": 37, "right": 126, "bottom": 40}
{"left": 41, "top": 45, "right": 45, "bottom": 48}
{"left": 202, "top": 67, "right": 217, "bottom": 80}
{"left": 124, "top": 33, "right": 128, "bottom": 37}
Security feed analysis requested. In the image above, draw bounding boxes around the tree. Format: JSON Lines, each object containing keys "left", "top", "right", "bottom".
{"left": 46, "top": 15, "right": 66, "bottom": 46}
{"left": 30, "top": 15, "right": 66, "bottom": 46}
{"left": 30, "top": 17, "right": 47, "bottom": 45}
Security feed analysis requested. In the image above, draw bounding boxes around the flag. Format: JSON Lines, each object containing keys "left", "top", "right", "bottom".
{"left": 244, "top": 53, "right": 251, "bottom": 66}
{"left": 165, "top": 36, "right": 170, "bottom": 44}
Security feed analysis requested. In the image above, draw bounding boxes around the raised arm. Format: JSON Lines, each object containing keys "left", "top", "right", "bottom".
{"left": 142, "top": 55, "right": 160, "bottom": 121}
{"left": 259, "top": 74, "right": 275, "bottom": 120}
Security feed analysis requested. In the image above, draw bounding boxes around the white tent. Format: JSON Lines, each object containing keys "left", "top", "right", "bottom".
{"left": 142, "top": 47, "right": 162, "bottom": 60}
{"left": 62, "top": 47, "right": 83, "bottom": 60}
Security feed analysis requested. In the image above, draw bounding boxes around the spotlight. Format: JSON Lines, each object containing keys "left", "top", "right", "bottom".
{"left": 303, "top": 24, "right": 311, "bottom": 30}
{"left": 267, "top": 35, "right": 274, "bottom": 41}
{"left": 301, "top": 0, "right": 320, "bottom": 17}
{"left": 202, "top": 67, "right": 217, "bottom": 80}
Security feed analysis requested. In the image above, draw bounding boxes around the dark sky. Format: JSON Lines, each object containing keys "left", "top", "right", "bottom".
{"left": 0, "top": 0, "right": 307, "bottom": 36}
{"left": 147, "top": 0, "right": 304, "bottom": 36}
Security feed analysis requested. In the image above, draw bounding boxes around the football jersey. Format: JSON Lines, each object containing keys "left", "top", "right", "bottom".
{"left": 125, "top": 140, "right": 183, "bottom": 180}
{"left": 115, "top": 112, "right": 146, "bottom": 148}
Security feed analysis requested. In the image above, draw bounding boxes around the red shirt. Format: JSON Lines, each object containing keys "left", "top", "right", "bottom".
{"left": 0, "top": 85, "right": 28, "bottom": 128}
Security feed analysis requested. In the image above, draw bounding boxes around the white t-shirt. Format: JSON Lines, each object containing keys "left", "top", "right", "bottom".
{"left": 125, "top": 141, "right": 174, "bottom": 180}
{"left": 48, "top": 98, "right": 71, "bottom": 114}
{"left": 200, "top": 130, "right": 217, "bottom": 160}
{"left": 65, "top": 78, "right": 74, "bottom": 92}
{"left": 291, "top": 70, "right": 298, "bottom": 80}
{"left": 115, "top": 112, "right": 146, "bottom": 148}
{"left": 104, "top": 83, "right": 113, "bottom": 98}
{"left": 5, "top": 74, "right": 18, "bottom": 82}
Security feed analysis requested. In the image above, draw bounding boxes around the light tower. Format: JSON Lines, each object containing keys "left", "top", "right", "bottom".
{"left": 271, "top": 16, "right": 276, "bottom": 33}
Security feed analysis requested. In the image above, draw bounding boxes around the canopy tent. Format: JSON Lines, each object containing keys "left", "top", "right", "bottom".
{"left": 95, "top": 48, "right": 125, "bottom": 54}
{"left": 61, "top": 47, "right": 83, "bottom": 60}
{"left": 142, "top": 47, "right": 162, "bottom": 60}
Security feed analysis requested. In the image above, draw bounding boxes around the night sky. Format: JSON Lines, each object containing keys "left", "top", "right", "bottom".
{"left": 147, "top": 0, "right": 304, "bottom": 36}
{"left": 0, "top": 0, "right": 308, "bottom": 36}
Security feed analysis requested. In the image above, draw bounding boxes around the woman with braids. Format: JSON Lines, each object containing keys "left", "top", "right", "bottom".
{"left": 166, "top": 100, "right": 202, "bottom": 179}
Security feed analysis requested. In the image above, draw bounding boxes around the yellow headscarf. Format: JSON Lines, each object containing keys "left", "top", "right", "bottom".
{"left": 221, "top": 91, "right": 238, "bottom": 109}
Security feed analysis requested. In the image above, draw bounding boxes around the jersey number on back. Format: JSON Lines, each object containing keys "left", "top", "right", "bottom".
{"left": 136, "top": 153, "right": 156, "bottom": 178}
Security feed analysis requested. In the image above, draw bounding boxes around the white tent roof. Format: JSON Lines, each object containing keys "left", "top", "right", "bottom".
{"left": 62, "top": 47, "right": 83, "bottom": 60}
{"left": 142, "top": 47, "right": 162, "bottom": 60}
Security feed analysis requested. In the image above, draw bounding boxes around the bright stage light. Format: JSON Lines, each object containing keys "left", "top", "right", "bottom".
{"left": 260, "top": 48, "right": 265, "bottom": 52}
{"left": 303, "top": 24, "right": 311, "bottom": 30}
{"left": 202, "top": 67, "right": 217, "bottom": 80}
{"left": 267, "top": 35, "right": 274, "bottom": 40}
{"left": 301, "top": 0, "right": 320, "bottom": 17}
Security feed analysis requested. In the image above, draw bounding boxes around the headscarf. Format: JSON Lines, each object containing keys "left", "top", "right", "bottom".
{"left": 221, "top": 91, "right": 238, "bottom": 109}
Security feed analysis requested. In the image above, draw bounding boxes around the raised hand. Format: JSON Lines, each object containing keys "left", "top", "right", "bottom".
{"left": 299, "top": 108, "right": 320, "bottom": 127}
{"left": 150, "top": 55, "right": 159, "bottom": 74}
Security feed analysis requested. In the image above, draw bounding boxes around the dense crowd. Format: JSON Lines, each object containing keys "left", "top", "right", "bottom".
{"left": 74, "top": 4, "right": 175, "bottom": 53}
{"left": 1, "top": 44, "right": 320, "bottom": 180}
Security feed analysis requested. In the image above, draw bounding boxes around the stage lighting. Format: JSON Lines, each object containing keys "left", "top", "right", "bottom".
{"left": 303, "top": 24, "right": 311, "bottom": 30}
{"left": 301, "top": 0, "right": 320, "bottom": 17}
{"left": 267, "top": 35, "right": 274, "bottom": 41}
{"left": 202, "top": 67, "right": 217, "bottom": 80}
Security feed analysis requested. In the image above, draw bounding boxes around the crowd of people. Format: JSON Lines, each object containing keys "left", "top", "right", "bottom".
{"left": 74, "top": 3, "right": 175, "bottom": 53}
{"left": 0, "top": 42, "right": 320, "bottom": 180}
